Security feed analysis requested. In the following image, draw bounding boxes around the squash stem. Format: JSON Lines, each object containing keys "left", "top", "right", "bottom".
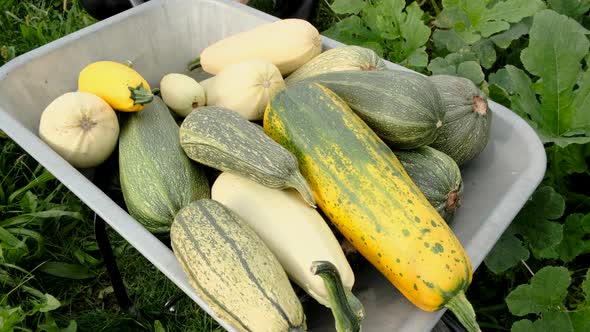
{"left": 345, "top": 288, "right": 365, "bottom": 321}
{"left": 289, "top": 172, "right": 317, "bottom": 208}
{"left": 444, "top": 291, "right": 480, "bottom": 332}
{"left": 188, "top": 57, "right": 201, "bottom": 71}
{"left": 311, "top": 261, "right": 363, "bottom": 332}
{"left": 129, "top": 83, "right": 153, "bottom": 106}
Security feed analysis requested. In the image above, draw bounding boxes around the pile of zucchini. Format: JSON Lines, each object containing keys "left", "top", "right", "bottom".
{"left": 40, "top": 18, "right": 493, "bottom": 332}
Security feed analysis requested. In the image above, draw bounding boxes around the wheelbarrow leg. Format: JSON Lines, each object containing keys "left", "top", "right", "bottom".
{"left": 94, "top": 213, "right": 143, "bottom": 321}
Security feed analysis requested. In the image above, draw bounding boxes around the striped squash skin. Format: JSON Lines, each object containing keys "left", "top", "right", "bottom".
{"left": 263, "top": 83, "right": 473, "bottom": 312}
{"left": 171, "top": 199, "right": 306, "bottom": 332}
{"left": 298, "top": 70, "right": 444, "bottom": 149}
{"left": 428, "top": 75, "right": 492, "bottom": 166}
{"left": 285, "top": 46, "right": 386, "bottom": 86}
{"left": 393, "top": 147, "right": 464, "bottom": 222}
{"left": 118, "top": 96, "right": 210, "bottom": 233}
{"left": 179, "top": 106, "right": 315, "bottom": 207}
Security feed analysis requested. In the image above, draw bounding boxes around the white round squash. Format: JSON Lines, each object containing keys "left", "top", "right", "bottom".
{"left": 39, "top": 91, "right": 119, "bottom": 169}
{"left": 160, "top": 73, "right": 206, "bottom": 117}
{"left": 202, "top": 59, "right": 285, "bottom": 120}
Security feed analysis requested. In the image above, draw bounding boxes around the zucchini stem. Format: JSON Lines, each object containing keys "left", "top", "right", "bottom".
{"left": 311, "top": 261, "right": 363, "bottom": 332}
{"left": 188, "top": 57, "right": 201, "bottom": 71}
{"left": 444, "top": 291, "right": 480, "bottom": 332}
{"left": 289, "top": 172, "right": 317, "bottom": 208}
{"left": 345, "top": 288, "right": 365, "bottom": 321}
{"left": 129, "top": 82, "right": 153, "bottom": 106}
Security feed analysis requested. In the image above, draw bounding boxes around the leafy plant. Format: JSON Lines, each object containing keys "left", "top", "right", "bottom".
{"left": 490, "top": 9, "right": 590, "bottom": 147}
{"left": 323, "top": 0, "right": 432, "bottom": 70}
{"left": 429, "top": 0, "right": 545, "bottom": 86}
{"left": 506, "top": 267, "right": 590, "bottom": 331}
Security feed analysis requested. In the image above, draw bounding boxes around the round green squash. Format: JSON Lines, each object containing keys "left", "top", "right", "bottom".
{"left": 427, "top": 75, "right": 492, "bottom": 166}
{"left": 393, "top": 146, "right": 463, "bottom": 222}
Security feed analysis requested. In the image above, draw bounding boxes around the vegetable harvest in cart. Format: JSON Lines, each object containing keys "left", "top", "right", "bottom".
{"left": 36, "top": 17, "right": 498, "bottom": 332}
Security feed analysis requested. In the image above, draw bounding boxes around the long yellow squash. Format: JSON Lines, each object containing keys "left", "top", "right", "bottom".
{"left": 263, "top": 82, "right": 480, "bottom": 332}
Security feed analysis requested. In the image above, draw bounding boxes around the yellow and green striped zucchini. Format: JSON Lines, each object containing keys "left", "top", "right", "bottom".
{"left": 264, "top": 82, "right": 479, "bottom": 331}
{"left": 179, "top": 106, "right": 315, "bottom": 207}
{"left": 171, "top": 199, "right": 306, "bottom": 332}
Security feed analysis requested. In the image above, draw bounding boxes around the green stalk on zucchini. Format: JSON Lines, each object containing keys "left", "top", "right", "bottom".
{"left": 311, "top": 261, "right": 363, "bottom": 332}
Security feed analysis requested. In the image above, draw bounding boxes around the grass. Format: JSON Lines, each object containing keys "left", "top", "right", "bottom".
{"left": 1, "top": 1, "right": 221, "bottom": 331}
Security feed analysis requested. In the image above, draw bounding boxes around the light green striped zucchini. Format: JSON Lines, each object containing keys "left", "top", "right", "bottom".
{"left": 179, "top": 106, "right": 315, "bottom": 207}
{"left": 285, "top": 46, "right": 386, "bottom": 85}
{"left": 171, "top": 199, "right": 306, "bottom": 332}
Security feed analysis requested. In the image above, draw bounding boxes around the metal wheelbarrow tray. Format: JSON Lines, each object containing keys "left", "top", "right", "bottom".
{"left": 0, "top": 0, "right": 546, "bottom": 330}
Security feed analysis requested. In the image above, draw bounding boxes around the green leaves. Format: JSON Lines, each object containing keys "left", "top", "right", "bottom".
{"left": 324, "top": 0, "right": 431, "bottom": 70}
{"left": 484, "top": 186, "right": 565, "bottom": 273}
{"left": 428, "top": 52, "right": 485, "bottom": 84}
{"left": 548, "top": 0, "right": 590, "bottom": 19}
{"left": 39, "top": 261, "right": 95, "bottom": 279}
{"left": 506, "top": 267, "right": 590, "bottom": 331}
{"left": 330, "top": 0, "right": 366, "bottom": 14}
{"left": 437, "top": 0, "right": 545, "bottom": 44}
{"left": 493, "top": 10, "right": 590, "bottom": 147}
{"left": 521, "top": 10, "right": 590, "bottom": 136}
{"left": 430, "top": 1, "right": 541, "bottom": 86}
{"left": 549, "top": 213, "right": 590, "bottom": 262}
{"left": 506, "top": 266, "right": 571, "bottom": 316}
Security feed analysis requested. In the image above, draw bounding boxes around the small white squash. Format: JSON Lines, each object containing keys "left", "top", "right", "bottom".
{"left": 211, "top": 172, "right": 356, "bottom": 308}
{"left": 203, "top": 59, "right": 285, "bottom": 120}
{"left": 38, "top": 91, "right": 119, "bottom": 168}
{"left": 160, "top": 73, "right": 206, "bottom": 117}
{"left": 196, "top": 18, "right": 322, "bottom": 75}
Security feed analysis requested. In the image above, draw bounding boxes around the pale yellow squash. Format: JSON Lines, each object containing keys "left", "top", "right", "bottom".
{"left": 195, "top": 19, "right": 322, "bottom": 75}
{"left": 160, "top": 73, "right": 206, "bottom": 117}
{"left": 38, "top": 91, "right": 119, "bottom": 168}
{"left": 202, "top": 59, "right": 285, "bottom": 120}
{"left": 211, "top": 172, "right": 355, "bottom": 308}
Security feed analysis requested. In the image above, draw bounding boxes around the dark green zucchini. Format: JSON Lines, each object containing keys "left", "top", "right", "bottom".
{"left": 393, "top": 146, "right": 463, "bottom": 222}
{"left": 299, "top": 70, "right": 444, "bottom": 149}
{"left": 118, "top": 95, "right": 210, "bottom": 234}
{"left": 428, "top": 75, "right": 492, "bottom": 165}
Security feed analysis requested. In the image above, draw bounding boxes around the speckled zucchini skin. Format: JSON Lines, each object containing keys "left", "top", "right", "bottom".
{"left": 171, "top": 199, "right": 306, "bottom": 332}
{"left": 298, "top": 70, "right": 444, "bottom": 149}
{"left": 428, "top": 75, "right": 492, "bottom": 166}
{"left": 118, "top": 96, "right": 210, "bottom": 233}
{"left": 179, "top": 106, "right": 315, "bottom": 207}
{"left": 264, "top": 82, "right": 472, "bottom": 312}
{"left": 285, "top": 46, "right": 386, "bottom": 85}
{"left": 394, "top": 146, "right": 463, "bottom": 222}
